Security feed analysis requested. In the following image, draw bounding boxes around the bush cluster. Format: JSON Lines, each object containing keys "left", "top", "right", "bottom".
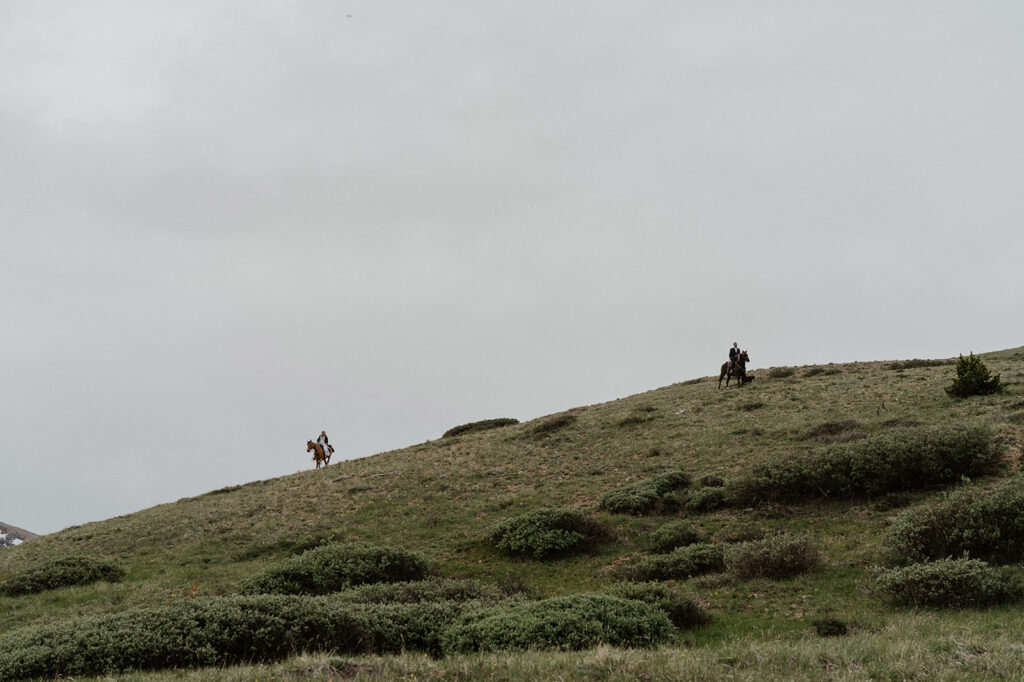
{"left": 237, "top": 542, "right": 428, "bottom": 595}
{"left": 0, "top": 595, "right": 459, "bottom": 681}
{"left": 946, "top": 353, "right": 1002, "bottom": 398}
{"left": 646, "top": 522, "right": 703, "bottom": 554}
{"left": 724, "top": 533, "right": 821, "bottom": 579}
{"left": 487, "top": 509, "right": 607, "bottom": 559}
{"left": 884, "top": 481, "right": 1024, "bottom": 565}
{"left": 0, "top": 590, "right": 690, "bottom": 679}
{"left": 612, "top": 544, "right": 725, "bottom": 582}
{"left": 699, "top": 474, "right": 725, "bottom": 488}
{"left": 332, "top": 578, "right": 504, "bottom": 605}
{"left": 730, "top": 424, "right": 996, "bottom": 505}
{"left": 443, "top": 594, "right": 673, "bottom": 653}
{"left": 874, "top": 558, "right": 1021, "bottom": 608}
{"left": 604, "top": 582, "right": 709, "bottom": 629}
{"left": 442, "top": 419, "right": 518, "bottom": 438}
{"left": 684, "top": 487, "right": 727, "bottom": 513}
{"left": 0, "top": 556, "right": 125, "bottom": 597}
{"left": 598, "top": 471, "right": 691, "bottom": 515}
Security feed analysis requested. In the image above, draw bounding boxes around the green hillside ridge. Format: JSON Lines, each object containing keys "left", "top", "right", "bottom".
{"left": 2, "top": 347, "right": 1024, "bottom": 680}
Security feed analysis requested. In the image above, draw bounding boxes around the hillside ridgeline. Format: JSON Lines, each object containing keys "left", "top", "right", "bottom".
{"left": 2, "top": 347, "right": 1023, "bottom": 680}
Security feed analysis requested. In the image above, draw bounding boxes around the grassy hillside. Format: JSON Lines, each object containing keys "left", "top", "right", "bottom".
{"left": 2, "top": 347, "right": 1023, "bottom": 680}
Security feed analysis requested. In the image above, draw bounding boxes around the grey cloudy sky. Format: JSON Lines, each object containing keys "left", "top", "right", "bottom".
{"left": 3, "top": 2, "right": 1023, "bottom": 534}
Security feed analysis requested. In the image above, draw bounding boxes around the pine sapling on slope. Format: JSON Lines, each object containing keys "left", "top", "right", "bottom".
{"left": 946, "top": 353, "right": 1001, "bottom": 398}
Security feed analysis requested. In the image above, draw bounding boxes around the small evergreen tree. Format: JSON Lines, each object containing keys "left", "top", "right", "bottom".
{"left": 946, "top": 353, "right": 1001, "bottom": 398}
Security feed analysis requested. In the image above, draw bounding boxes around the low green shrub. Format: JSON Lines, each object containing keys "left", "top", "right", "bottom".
{"left": 946, "top": 353, "right": 1002, "bottom": 397}
{"left": 0, "top": 556, "right": 125, "bottom": 597}
{"left": 769, "top": 367, "right": 796, "bottom": 378}
{"left": 487, "top": 509, "right": 608, "bottom": 559}
{"left": 718, "top": 525, "right": 765, "bottom": 544}
{"left": 685, "top": 488, "right": 727, "bottom": 513}
{"left": 0, "top": 595, "right": 460, "bottom": 680}
{"left": 332, "top": 579, "right": 505, "bottom": 605}
{"left": 530, "top": 414, "right": 577, "bottom": 438}
{"left": 612, "top": 544, "right": 725, "bottom": 582}
{"left": 887, "top": 358, "right": 953, "bottom": 370}
{"left": 496, "top": 572, "right": 538, "bottom": 598}
{"left": 443, "top": 594, "right": 673, "bottom": 653}
{"left": 884, "top": 481, "right": 1024, "bottom": 564}
{"left": 234, "top": 533, "right": 338, "bottom": 561}
{"left": 730, "top": 424, "right": 996, "bottom": 505}
{"left": 799, "top": 420, "right": 863, "bottom": 442}
{"left": 604, "top": 582, "right": 710, "bottom": 629}
{"left": 618, "top": 414, "right": 655, "bottom": 427}
{"left": 237, "top": 542, "right": 428, "bottom": 595}
{"left": 881, "top": 418, "right": 921, "bottom": 429}
{"left": 724, "top": 533, "right": 821, "bottom": 579}
{"left": 646, "top": 522, "right": 703, "bottom": 554}
{"left": 871, "top": 491, "right": 913, "bottom": 512}
{"left": 813, "top": 618, "right": 848, "bottom": 637}
{"left": 599, "top": 471, "right": 691, "bottom": 515}
{"left": 700, "top": 474, "right": 725, "bottom": 488}
{"left": 873, "top": 558, "right": 1022, "bottom": 608}
{"left": 443, "top": 418, "right": 518, "bottom": 438}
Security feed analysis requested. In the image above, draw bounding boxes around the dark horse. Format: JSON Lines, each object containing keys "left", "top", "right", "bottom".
{"left": 719, "top": 350, "right": 751, "bottom": 389}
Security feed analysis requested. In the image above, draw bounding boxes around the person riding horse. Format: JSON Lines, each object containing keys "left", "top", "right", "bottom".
{"left": 729, "top": 342, "right": 741, "bottom": 368}
{"left": 308, "top": 430, "right": 335, "bottom": 468}
{"left": 719, "top": 348, "right": 751, "bottom": 389}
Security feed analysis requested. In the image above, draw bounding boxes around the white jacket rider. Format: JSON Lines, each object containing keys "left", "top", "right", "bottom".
{"left": 317, "top": 430, "right": 333, "bottom": 458}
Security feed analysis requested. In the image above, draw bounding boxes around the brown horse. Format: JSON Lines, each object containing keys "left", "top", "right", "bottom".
{"left": 307, "top": 440, "right": 332, "bottom": 468}
{"left": 719, "top": 350, "right": 751, "bottom": 389}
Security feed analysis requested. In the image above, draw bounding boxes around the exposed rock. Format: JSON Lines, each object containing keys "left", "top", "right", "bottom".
{"left": 0, "top": 522, "right": 38, "bottom": 548}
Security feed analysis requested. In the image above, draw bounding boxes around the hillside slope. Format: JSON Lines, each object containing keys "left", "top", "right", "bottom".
{"left": 2, "top": 347, "right": 1023, "bottom": 679}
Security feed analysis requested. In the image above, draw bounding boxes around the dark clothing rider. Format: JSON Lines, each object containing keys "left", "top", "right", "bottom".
{"left": 729, "top": 342, "right": 740, "bottom": 367}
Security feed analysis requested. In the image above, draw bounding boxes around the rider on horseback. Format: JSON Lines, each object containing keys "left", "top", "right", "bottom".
{"left": 317, "top": 430, "right": 334, "bottom": 460}
{"left": 729, "top": 342, "right": 741, "bottom": 369}
{"left": 719, "top": 346, "right": 752, "bottom": 389}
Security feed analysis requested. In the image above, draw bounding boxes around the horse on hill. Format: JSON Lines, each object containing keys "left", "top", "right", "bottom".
{"left": 719, "top": 350, "right": 751, "bottom": 389}
{"left": 307, "top": 440, "right": 332, "bottom": 468}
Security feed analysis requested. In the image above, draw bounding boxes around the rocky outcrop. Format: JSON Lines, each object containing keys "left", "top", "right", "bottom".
{"left": 0, "top": 522, "right": 38, "bottom": 548}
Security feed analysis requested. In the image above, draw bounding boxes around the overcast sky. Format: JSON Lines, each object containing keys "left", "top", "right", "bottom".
{"left": 3, "top": 2, "right": 1023, "bottom": 535}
